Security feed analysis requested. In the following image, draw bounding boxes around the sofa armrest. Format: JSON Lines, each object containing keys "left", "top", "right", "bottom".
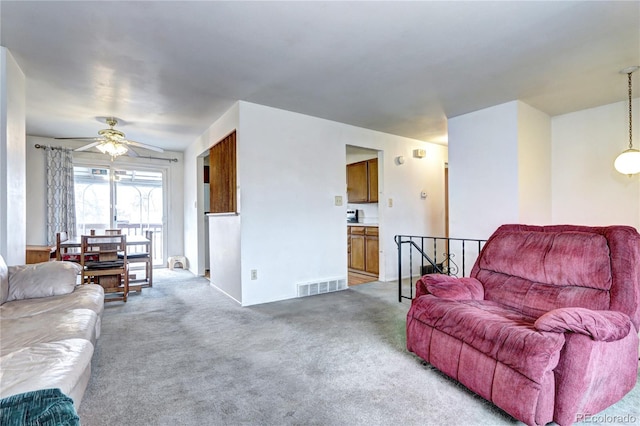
{"left": 534, "top": 308, "right": 632, "bottom": 342}
{"left": 415, "top": 274, "right": 484, "bottom": 300}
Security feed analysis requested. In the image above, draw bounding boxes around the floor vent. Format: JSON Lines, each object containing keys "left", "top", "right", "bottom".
{"left": 297, "top": 278, "right": 347, "bottom": 298}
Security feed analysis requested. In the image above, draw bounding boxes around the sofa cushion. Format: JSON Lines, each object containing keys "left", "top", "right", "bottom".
{"left": 409, "top": 295, "right": 565, "bottom": 383}
{"left": 7, "top": 262, "right": 81, "bottom": 302}
{"left": 0, "top": 256, "right": 8, "bottom": 305}
{"left": 0, "top": 339, "right": 94, "bottom": 402}
{"left": 0, "top": 309, "right": 98, "bottom": 356}
{"left": 0, "top": 284, "right": 104, "bottom": 319}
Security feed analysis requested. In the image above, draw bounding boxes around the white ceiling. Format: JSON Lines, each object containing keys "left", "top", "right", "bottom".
{"left": 1, "top": 1, "right": 639, "bottom": 152}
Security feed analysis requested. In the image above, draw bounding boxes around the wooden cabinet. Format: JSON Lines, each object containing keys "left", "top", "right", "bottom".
{"left": 349, "top": 227, "right": 366, "bottom": 271}
{"left": 347, "top": 158, "right": 378, "bottom": 203}
{"left": 367, "top": 159, "right": 378, "bottom": 203}
{"left": 210, "top": 131, "right": 237, "bottom": 213}
{"left": 346, "top": 161, "right": 368, "bottom": 203}
{"left": 26, "top": 245, "right": 55, "bottom": 264}
{"left": 347, "top": 226, "right": 378, "bottom": 275}
{"left": 364, "top": 227, "right": 379, "bottom": 275}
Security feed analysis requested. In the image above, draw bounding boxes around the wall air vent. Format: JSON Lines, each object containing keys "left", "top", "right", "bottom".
{"left": 297, "top": 278, "right": 347, "bottom": 298}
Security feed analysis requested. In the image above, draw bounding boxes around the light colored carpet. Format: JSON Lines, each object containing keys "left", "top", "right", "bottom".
{"left": 78, "top": 269, "right": 639, "bottom": 426}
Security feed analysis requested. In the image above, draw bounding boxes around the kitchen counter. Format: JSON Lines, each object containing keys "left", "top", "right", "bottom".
{"left": 347, "top": 223, "right": 378, "bottom": 227}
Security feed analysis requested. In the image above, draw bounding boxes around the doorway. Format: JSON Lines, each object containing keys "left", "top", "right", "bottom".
{"left": 346, "top": 145, "right": 381, "bottom": 286}
{"left": 73, "top": 165, "right": 166, "bottom": 266}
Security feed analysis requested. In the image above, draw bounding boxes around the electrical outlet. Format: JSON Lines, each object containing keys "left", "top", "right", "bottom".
{"left": 251, "top": 269, "right": 258, "bottom": 280}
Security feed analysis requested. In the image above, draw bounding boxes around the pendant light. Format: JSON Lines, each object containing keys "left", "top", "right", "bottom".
{"left": 614, "top": 66, "right": 640, "bottom": 176}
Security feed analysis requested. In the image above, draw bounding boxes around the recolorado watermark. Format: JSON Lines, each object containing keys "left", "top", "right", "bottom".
{"left": 576, "top": 413, "right": 637, "bottom": 424}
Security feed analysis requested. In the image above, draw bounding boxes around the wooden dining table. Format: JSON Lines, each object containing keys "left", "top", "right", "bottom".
{"left": 59, "top": 235, "right": 151, "bottom": 251}
{"left": 60, "top": 234, "right": 153, "bottom": 288}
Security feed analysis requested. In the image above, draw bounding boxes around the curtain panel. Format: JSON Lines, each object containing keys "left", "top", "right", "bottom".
{"left": 46, "top": 147, "right": 76, "bottom": 245}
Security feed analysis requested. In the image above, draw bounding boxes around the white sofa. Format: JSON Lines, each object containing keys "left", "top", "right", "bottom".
{"left": 0, "top": 255, "right": 104, "bottom": 407}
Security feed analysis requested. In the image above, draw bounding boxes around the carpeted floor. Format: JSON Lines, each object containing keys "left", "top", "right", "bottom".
{"left": 78, "top": 269, "right": 639, "bottom": 426}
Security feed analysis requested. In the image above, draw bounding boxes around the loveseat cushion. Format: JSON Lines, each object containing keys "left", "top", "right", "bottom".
{"left": 419, "top": 274, "right": 484, "bottom": 300}
{"left": 7, "top": 262, "right": 81, "bottom": 302}
{"left": 534, "top": 308, "right": 632, "bottom": 342}
{"left": 473, "top": 229, "right": 614, "bottom": 318}
{"left": 409, "top": 295, "right": 565, "bottom": 383}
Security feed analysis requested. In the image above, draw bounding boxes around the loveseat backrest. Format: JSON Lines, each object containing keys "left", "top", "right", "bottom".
{"left": 471, "top": 224, "right": 640, "bottom": 328}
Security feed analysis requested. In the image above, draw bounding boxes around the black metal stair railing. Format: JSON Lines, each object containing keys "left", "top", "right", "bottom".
{"left": 395, "top": 235, "right": 487, "bottom": 302}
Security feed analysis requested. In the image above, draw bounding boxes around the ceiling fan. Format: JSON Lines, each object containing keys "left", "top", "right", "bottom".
{"left": 55, "top": 117, "right": 164, "bottom": 159}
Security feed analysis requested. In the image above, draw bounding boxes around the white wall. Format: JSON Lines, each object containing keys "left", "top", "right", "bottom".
{"left": 518, "top": 101, "right": 551, "bottom": 224}
{"left": 236, "top": 102, "right": 447, "bottom": 305}
{"left": 0, "top": 47, "right": 26, "bottom": 265}
{"left": 184, "top": 102, "right": 239, "bottom": 276}
{"left": 450, "top": 97, "right": 639, "bottom": 241}
{"left": 552, "top": 100, "right": 640, "bottom": 228}
{"left": 448, "top": 101, "right": 520, "bottom": 240}
{"left": 208, "top": 214, "right": 241, "bottom": 303}
{"left": 24, "top": 135, "right": 185, "bottom": 263}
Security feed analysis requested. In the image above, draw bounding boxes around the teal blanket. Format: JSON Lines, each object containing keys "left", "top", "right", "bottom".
{"left": 0, "top": 388, "right": 79, "bottom": 426}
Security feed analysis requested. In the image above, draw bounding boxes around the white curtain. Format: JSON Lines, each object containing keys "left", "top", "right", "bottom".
{"left": 46, "top": 147, "right": 76, "bottom": 245}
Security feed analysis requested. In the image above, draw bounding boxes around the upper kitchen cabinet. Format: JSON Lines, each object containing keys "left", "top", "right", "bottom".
{"left": 368, "top": 158, "right": 378, "bottom": 203}
{"left": 347, "top": 158, "right": 378, "bottom": 203}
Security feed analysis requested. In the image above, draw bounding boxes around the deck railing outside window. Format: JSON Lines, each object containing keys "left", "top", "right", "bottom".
{"left": 78, "top": 223, "right": 163, "bottom": 265}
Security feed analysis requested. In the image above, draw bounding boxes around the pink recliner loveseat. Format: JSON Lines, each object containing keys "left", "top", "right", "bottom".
{"left": 406, "top": 224, "right": 640, "bottom": 426}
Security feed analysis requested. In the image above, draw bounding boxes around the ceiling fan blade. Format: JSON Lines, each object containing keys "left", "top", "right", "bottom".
{"left": 126, "top": 140, "right": 164, "bottom": 153}
{"left": 74, "top": 141, "right": 102, "bottom": 152}
{"left": 55, "top": 137, "right": 99, "bottom": 140}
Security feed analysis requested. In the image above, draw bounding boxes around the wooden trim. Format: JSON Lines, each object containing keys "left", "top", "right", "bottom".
{"left": 209, "top": 130, "right": 237, "bottom": 213}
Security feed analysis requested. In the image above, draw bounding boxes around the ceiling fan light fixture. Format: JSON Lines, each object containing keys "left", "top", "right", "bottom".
{"left": 96, "top": 140, "right": 128, "bottom": 159}
{"left": 614, "top": 66, "right": 640, "bottom": 176}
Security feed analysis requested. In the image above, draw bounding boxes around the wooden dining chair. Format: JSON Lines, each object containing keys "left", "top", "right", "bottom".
{"left": 56, "top": 231, "right": 90, "bottom": 262}
{"left": 56, "top": 231, "right": 71, "bottom": 261}
{"left": 120, "top": 230, "right": 153, "bottom": 288}
{"left": 81, "top": 234, "right": 129, "bottom": 302}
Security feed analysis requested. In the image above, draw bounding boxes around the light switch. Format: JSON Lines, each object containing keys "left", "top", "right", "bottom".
{"left": 388, "top": 198, "right": 393, "bottom": 208}
{"left": 335, "top": 196, "right": 343, "bottom": 206}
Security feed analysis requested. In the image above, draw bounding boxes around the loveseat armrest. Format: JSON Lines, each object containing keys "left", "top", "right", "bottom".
{"left": 415, "top": 274, "right": 484, "bottom": 300}
{"left": 534, "top": 307, "right": 632, "bottom": 342}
